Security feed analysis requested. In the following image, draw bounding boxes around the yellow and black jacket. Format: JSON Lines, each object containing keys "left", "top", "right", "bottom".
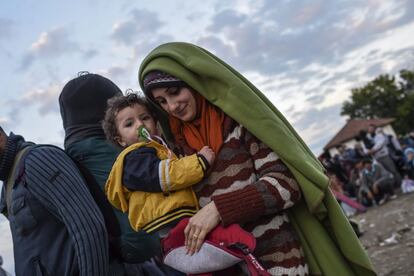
{"left": 105, "top": 140, "right": 208, "bottom": 233}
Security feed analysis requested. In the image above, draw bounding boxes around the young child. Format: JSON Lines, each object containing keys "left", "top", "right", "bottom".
{"left": 103, "top": 93, "right": 215, "bottom": 236}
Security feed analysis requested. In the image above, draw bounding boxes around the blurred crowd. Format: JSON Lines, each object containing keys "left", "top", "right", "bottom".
{"left": 320, "top": 124, "right": 414, "bottom": 215}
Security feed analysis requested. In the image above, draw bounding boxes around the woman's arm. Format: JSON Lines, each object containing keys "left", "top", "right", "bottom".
{"left": 211, "top": 128, "right": 301, "bottom": 226}
{"left": 184, "top": 127, "right": 301, "bottom": 254}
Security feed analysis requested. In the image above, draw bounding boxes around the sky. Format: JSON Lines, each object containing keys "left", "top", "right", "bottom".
{"left": 0, "top": 0, "right": 414, "bottom": 274}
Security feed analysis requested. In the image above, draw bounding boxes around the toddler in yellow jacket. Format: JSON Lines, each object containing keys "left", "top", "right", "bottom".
{"left": 103, "top": 93, "right": 214, "bottom": 234}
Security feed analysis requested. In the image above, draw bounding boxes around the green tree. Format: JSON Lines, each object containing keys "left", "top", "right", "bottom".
{"left": 399, "top": 69, "right": 414, "bottom": 92}
{"left": 341, "top": 69, "right": 414, "bottom": 134}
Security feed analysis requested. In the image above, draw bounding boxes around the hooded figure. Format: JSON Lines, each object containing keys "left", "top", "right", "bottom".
{"left": 59, "top": 73, "right": 163, "bottom": 274}
{"left": 138, "top": 42, "right": 375, "bottom": 276}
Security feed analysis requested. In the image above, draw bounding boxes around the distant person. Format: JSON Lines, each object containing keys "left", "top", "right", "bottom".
{"left": 331, "top": 152, "right": 350, "bottom": 184}
{"left": 353, "top": 158, "right": 380, "bottom": 207}
{"left": 403, "top": 147, "right": 414, "bottom": 179}
{"left": 386, "top": 134, "right": 404, "bottom": 173}
{"left": 0, "top": 126, "right": 108, "bottom": 275}
{"left": 349, "top": 159, "right": 374, "bottom": 207}
{"left": 336, "top": 145, "right": 354, "bottom": 167}
{"left": 353, "top": 143, "right": 367, "bottom": 160}
{"left": 358, "top": 129, "right": 374, "bottom": 150}
{"left": 366, "top": 124, "right": 402, "bottom": 187}
{"left": 404, "top": 130, "right": 414, "bottom": 148}
{"left": 360, "top": 158, "right": 396, "bottom": 205}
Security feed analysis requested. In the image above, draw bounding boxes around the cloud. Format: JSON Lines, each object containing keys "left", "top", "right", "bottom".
{"left": 82, "top": 49, "right": 99, "bottom": 60}
{"left": 19, "top": 27, "right": 81, "bottom": 70}
{"left": 240, "top": 45, "right": 413, "bottom": 154}
{"left": 96, "top": 65, "right": 132, "bottom": 91}
{"left": 292, "top": 104, "right": 346, "bottom": 154}
{"left": 20, "top": 85, "right": 62, "bottom": 115}
{"left": 0, "top": 17, "right": 13, "bottom": 41}
{"left": 111, "top": 9, "right": 164, "bottom": 45}
{"left": 97, "top": 32, "right": 175, "bottom": 91}
{"left": 104, "top": 65, "right": 129, "bottom": 81}
{"left": 2, "top": 82, "right": 63, "bottom": 128}
{"left": 0, "top": 117, "right": 10, "bottom": 132}
{"left": 186, "top": 12, "right": 205, "bottom": 22}
{"left": 196, "top": 36, "right": 235, "bottom": 63}
{"left": 306, "top": 95, "right": 325, "bottom": 106}
{"left": 207, "top": 9, "right": 247, "bottom": 32}
{"left": 201, "top": 1, "right": 414, "bottom": 78}
{"left": 132, "top": 33, "right": 175, "bottom": 61}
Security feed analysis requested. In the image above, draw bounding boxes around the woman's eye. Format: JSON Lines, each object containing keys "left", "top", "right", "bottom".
{"left": 125, "top": 121, "right": 132, "bottom": 127}
{"left": 169, "top": 88, "right": 180, "bottom": 95}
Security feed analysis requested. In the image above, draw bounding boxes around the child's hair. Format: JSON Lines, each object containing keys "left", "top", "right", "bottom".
{"left": 102, "top": 92, "right": 154, "bottom": 144}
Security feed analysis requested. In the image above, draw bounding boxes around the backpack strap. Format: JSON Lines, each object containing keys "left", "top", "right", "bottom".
{"left": 73, "top": 159, "right": 121, "bottom": 237}
{"left": 5, "top": 145, "right": 33, "bottom": 217}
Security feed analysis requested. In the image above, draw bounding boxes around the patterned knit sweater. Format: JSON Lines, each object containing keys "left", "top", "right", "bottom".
{"left": 190, "top": 117, "right": 309, "bottom": 275}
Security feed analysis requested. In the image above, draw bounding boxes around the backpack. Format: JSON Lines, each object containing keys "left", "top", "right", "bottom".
{"left": 4, "top": 145, "right": 32, "bottom": 217}
{"left": 74, "top": 159, "right": 162, "bottom": 264}
{"left": 4, "top": 144, "right": 120, "bottom": 237}
{"left": 5, "top": 144, "right": 159, "bottom": 264}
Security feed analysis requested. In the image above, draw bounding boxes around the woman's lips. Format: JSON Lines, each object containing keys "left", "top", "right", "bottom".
{"left": 174, "top": 105, "right": 187, "bottom": 117}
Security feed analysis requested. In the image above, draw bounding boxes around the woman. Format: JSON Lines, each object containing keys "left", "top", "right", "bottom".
{"left": 139, "top": 42, "right": 375, "bottom": 275}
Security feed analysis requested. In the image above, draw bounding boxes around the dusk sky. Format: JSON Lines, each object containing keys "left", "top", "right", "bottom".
{"left": 1, "top": 0, "right": 414, "bottom": 274}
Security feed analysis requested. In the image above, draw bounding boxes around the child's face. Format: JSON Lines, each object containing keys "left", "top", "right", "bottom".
{"left": 115, "top": 104, "right": 157, "bottom": 147}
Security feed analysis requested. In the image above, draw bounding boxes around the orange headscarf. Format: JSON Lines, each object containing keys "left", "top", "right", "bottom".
{"left": 169, "top": 93, "right": 225, "bottom": 155}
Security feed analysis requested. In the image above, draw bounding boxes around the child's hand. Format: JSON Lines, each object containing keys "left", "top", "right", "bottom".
{"left": 198, "top": 146, "right": 215, "bottom": 166}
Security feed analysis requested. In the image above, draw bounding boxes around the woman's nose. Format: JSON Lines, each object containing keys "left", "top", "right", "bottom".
{"left": 167, "top": 100, "right": 179, "bottom": 113}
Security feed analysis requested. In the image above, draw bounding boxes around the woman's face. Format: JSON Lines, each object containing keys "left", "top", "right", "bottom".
{"left": 151, "top": 87, "right": 197, "bottom": 122}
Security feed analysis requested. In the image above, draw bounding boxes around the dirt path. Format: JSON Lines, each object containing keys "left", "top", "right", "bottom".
{"left": 354, "top": 191, "right": 414, "bottom": 276}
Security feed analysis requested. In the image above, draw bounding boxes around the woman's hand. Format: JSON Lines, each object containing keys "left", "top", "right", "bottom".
{"left": 184, "top": 201, "right": 221, "bottom": 255}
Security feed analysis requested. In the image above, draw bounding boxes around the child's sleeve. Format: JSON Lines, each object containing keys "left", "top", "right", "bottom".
{"left": 123, "top": 147, "right": 208, "bottom": 193}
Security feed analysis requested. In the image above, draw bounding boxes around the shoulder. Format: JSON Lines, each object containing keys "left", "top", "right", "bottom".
{"left": 125, "top": 146, "right": 157, "bottom": 159}
{"left": 24, "top": 145, "right": 76, "bottom": 172}
{"left": 223, "top": 116, "right": 245, "bottom": 142}
{"left": 21, "top": 146, "right": 86, "bottom": 191}
{"left": 123, "top": 146, "right": 159, "bottom": 168}
{"left": 28, "top": 144, "right": 65, "bottom": 154}
{"left": 26, "top": 145, "right": 70, "bottom": 161}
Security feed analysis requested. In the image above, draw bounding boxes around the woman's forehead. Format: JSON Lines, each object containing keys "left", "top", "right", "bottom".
{"left": 152, "top": 87, "right": 179, "bottom": 96}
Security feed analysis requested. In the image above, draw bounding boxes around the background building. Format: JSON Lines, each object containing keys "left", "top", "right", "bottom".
{"left": 323, "top": 118, "right": 396, "bottom": 157}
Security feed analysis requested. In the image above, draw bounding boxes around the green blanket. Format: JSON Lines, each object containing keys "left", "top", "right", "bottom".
{"left": 138, "top": 42, "right": 376, "bottom": 275}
